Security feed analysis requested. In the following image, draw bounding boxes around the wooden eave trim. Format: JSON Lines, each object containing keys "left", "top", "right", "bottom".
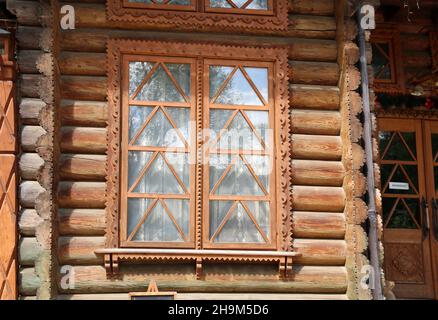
{"left": 106, "top": 0, "right": 288, "bottom": 32}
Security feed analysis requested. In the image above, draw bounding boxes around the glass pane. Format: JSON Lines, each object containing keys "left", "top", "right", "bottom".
{"left": 382, "top": 132, "right": 415, "bottom": 161}
{"left": 209, "top": 200, "right": 234, "bottom": 238}
{"left": 135, "top": 64, "right": 185, "bottom": 102}
{"left": 379, "top": 131, "right": 392, "bottom": 155}
{"left": 387, "top": 200, "right": 418, "bottom": 229}
{"left": 372, "top": 42, "right": 392, "bottom": 80}
{"left": 244, "top": 200, "right": 270, "bottom": 237}
{"left": 166, "top": 107, "right": 191, "bottom": 143}
{"left": 135, "top": 108, "right": 185, "bottom": 147}
{"left": 404, "top": 198, "right": 420, "bottom": 226}
{"left": 215, "top": 111, "right": 263, "bottom": 150}
{"left": 382, "top": 197, "right": 396, "bottom": 224}
{"left": 127, "top": 198, "right": 155, "bottom": 237}
{"left": 245, "top": 110, "right": 270, "bottom": 145}
{"left": 129, "top": 106, "right": 154, "bottom": 141}
{"left": 435, "top": 166, "right": 438, "bottom": 192}
{"left": 210, "top": 155, "right": 264, "bottom": 195}
{"left": 244, "top": 67, "right": 268, "bottom": 101}
{"left": 401, "top": 132, "right": 416, "bottom": 159}
{"left": 165, "top": 63, "right": 191, "bottom": 99}
{"left": 133, "top": 153, "right": 184, "bottom": 194}
{"left": 209, "top": 0, "right": 233, "bottom": 8}
{"left": 164, "top": 152, "right": 190, "bottom": 189}
{"left": 247, "top": 0, "right": 268, "bottom": 9}
{"left": 128, "top": 151, "right": 153, "bottom": 190}
{"left": 209, "top": 109, "right": 234, "bottom": 135}
{"left": 211, "top": 67, "right": 264, "bottom": 106}
{"left": 384, "top": 165, "right": 417, "bottom": 195}
{"left": 132, "top": 200, "right": 183, "bottom": 242}
{"left": 212, "top": 202, "right": 264, "bottom": 243}
{"left": 242, "top": 154, "right": 270, "bottom": 190}
{"left": 163, "top": 199, "right": 190, "bottom": 237}
{"left": 129, "top": 62, "right": 154, "bottom": 97}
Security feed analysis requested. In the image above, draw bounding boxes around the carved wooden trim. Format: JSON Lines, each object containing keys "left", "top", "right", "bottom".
{"left": 376, "top": 107, "right": 438, "bottom": 119}
{"left": 370, "top": 25, "right": 406, "bottom": 95}
{"left": 97, "top": 249, "right": 299, "bottom": 279}
{"left": 106, "top": 39, "right": 291, "bottom": 255}
{"left": 106, "top": 0, "right": 288, "bottom": 32}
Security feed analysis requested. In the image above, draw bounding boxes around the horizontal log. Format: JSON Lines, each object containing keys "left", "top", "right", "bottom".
{"left": 292, "top": 134, "right": 342, "bottom": 160}
{"left": 49, "top": 265, "right": 347, "bottom": 294}
{"left": 293, "top": 211, "right": 345, "bottom": 239}
{"left": 16, "top": 26, "right": 45, "bottom": 50}
{"left": 20, "top": 74, "right": 42, "bottom": 98}
{"left": 59, "top": 154, "right": 106, "bottom": 181}
{"left": 19, "top": 209, "right": 43, "bottom": 236}
{"left": 18, "top": 50, "right": 44, "bottom": 74}
{"left": 61, "top": 76, "right": 107, "bottom": 101}
{"left": 60, "top": 127, "right": 107, "bottom": 154}
{"left": 58, "top": 237, "right": 105, "bottom": 265}
{"left": 291, "top": 160, "right": 344, "bottom": 186}
{"left": 288, "top": 39, "right": 337, "bottom": 62}
{"left": 19, "top": 98, "right": 45, "bottom": 125}
{"left": 7, "top": 0, "right": 40, "bottom": 26}
{"left": 19, "top": 153, "right": 44, "bottom": 180}
{"left": 19, "top": 268, "right": 40, "bottom": 296}
{"left": 20, "top": 126, "right": 46, "bottom": 152}
{"left": 401, "top": 34, "right": 430, "bottom": 52}
{"left": 59, "top": 52, "right": 106, "bottom": 76}
{"left": 59, "top": 209, "right": 106, "bottom": 236}
{"left": 289, "top": 0, "right": 335, "bottom": 16}
{"left": 343, "top": 170, "right": 367, "bottom": 198}
{"left": 58, "top": 181, "right": 106, "bottom": 208}
{"left": 402, "top": 51, "right": 432, "bottom": 68}
{"left": 57, "top": 293, "right": 348, "bottom": 300}
{"left": 290, "top": 61, "right": 339, "bottom": 85}
{"left": 292, "top": 186, "right": 345, "bottom": 212}
{"left": 290, "top": 15, "right": 336, "bottom": 32}
{"left": 61, "top": 100, "right": 108, "bottom": 127}
{"left": 18, "top": 237, "right": 41, "bottom": 266}
{"left": 19, "top": 181, "right": 45, "bottom": 208}
{"left": 293, "top": 239, "right": 346, "bottom": 265}
{"left": 290, "top": 85, "right": 339, "bottom": 110}
{"left": 291, "top": 109, "right": 341, "bottom": 135}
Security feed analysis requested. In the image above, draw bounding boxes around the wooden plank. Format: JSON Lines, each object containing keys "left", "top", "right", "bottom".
{"left": 290, "top": 61, "right": 339, "bottom": 85}
{"left": 290, "top": 85, "right": 339, "bottom": 110}
{"left": 58, "top": 182, "right": 106, "bottom": 208}
{"left": 60, "top": 127, "right": 107, "bottom": 154}
{"left": 291, "top": 109, "right": 341, "bottom": 135}
{"left": 292, "top": 160, "right": 344, "bottom": 186}
{"left": 292, "top": 134, "right": 342, "bottom": 160}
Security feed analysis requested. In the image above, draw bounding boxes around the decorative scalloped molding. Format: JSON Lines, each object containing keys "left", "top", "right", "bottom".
{"left": 105, "top": 38, "right": 292, "bottom": 262}
{"left": 106, "top": 0, "right": 288, "bottom": 32}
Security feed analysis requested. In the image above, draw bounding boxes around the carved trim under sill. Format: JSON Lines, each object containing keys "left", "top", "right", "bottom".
{"left": 95, "top": 248, "right": 300, "bottom": 280}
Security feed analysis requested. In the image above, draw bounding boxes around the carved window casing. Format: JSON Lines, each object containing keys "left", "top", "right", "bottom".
{"left": 103, "top": 40, "right": 294, "bottom": 276}
{"left": 106, "top": 0, "right": 288, "bottom": 31}
{"left": 370, "top": 27, "right": 406, "bottom": 94}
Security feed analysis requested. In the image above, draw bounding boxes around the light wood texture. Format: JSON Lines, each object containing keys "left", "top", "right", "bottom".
{"left": 292, "top": 160, "right": 344, "bottom": 186}
{"left": 290, "top": 85, "right": 339, "bottom": 110}
{"left": 293, "top": 211, "right": 345, "bottom": 239}
{"left": 291, "top": 110, "right": 341, "bottom": 135}
{"left": 58, "top": 182, "right": 106, "bottom": 208}
{"left": 292, "top": 134, "right": 342, "bottom": 160}
{"left": 292, "top": 186, "right": 345, "bottom": 212}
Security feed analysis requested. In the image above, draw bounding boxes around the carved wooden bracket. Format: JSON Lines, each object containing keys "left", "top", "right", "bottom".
{"left": 97, "top": 249, "right": 300, "bottom": 280}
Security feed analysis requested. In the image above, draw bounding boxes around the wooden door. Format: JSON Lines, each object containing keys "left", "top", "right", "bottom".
{"left": 0, "top": 35, "right": 17, "bottom": 300}
{"left": 423, "top": 120, "right": 438, "bottom": 300}
{"left": 378, "top": 118, "right": 435, "bottom": 299}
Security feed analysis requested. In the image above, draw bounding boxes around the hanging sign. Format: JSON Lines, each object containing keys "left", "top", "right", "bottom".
{"left": 389, "top": 182, "right": 409, "bottom": 190}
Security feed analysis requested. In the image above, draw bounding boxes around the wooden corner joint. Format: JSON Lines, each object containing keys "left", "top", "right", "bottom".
{"left": 98, "top": 249, "right": 300, "bottom": 279}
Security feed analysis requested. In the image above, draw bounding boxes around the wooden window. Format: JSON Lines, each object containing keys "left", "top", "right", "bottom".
{"left": 106, "top": 0, "right": 288, "bottom": 32}
{"left": 371, "top": 27, "right": 405, "bottom": 94}
{"left": 103, "top": 40, "right": 293, "bottom": 275}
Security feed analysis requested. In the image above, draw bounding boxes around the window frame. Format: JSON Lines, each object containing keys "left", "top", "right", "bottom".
{"left": 105, "top": 39, "right": 292, "bottom": 271}
{"left": 370, "top": 26, "right": 406, "bottom": 94}
{"left": 120, "top": 55, "right": 198, "bottom": 248}
{"left": 106, "top": 0, "right": 288, "bottom": 32}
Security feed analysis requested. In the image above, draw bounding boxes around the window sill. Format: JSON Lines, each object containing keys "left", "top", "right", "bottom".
{"left": 95, "top": 248, "right": 300, "bottom": 279}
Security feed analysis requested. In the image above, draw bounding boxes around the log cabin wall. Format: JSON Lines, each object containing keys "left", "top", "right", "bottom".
{"left": 9, "top": 0, "right": 373, "bottom": 299}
